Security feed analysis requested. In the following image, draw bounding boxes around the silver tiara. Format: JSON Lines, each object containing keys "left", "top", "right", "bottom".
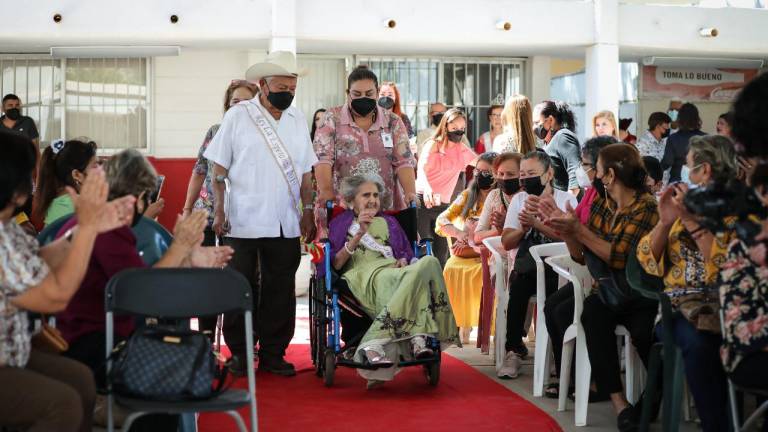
{"left": 51, "top": 139, "right": 65, "bottom": 154}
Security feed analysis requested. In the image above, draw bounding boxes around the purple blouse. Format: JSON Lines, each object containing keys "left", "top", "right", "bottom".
{"left": 319, "top": 210, "right": 414, "bottom": 277}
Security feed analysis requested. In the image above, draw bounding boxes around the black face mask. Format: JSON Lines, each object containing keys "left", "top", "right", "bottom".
{"left": 500, "top": 178, "right": 521, "bottom": 195}
{"left": 431, "top": 113, "right": 444, "bottom": 127}
{"left": 593, "top": 176, "right": 607, "bottom": 198}
{"left": 351, "top": 97, "right": 377, "bottom": 116}
{"left": 476, "top": 173, "right": 494, "bottom": 190}
{"left": 5, "top": 108, "right": 20, "bottom": 121}
{"left": 534, "top": 124, "right": 548, "bottom": 140}
{"left": 447, "top": 130, "right": 465, "bottom": 143}
{"left": 661, "top": 128, "right": 670, "bottom": 139}
{"left": 521, "top": 176, "right": 546, "bottom": 196}
{"left": 132, "top": 194, "right": 150, "bottom": 227}
{"left": 266, "top": 90, "right": 294, "bottom": 111}
{"left": 377, "top": 96, "right": 394, "bottom": 110}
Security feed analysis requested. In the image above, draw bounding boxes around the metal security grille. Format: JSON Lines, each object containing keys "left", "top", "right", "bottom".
{"left": 0, "top": 57, "right": 63, "bottom": 145}
{"left": 0, "top": 56, "right": 150, "bottom": 151}
{"left": 358, "top": 56, "right": 524, "bottom": 145}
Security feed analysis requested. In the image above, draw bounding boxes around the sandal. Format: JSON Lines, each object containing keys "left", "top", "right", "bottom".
{"left": 363, "top": 347, "right": 394, "bottom": 366}
{"left": 544, "top": 382, "right": 560, "bottom": 399}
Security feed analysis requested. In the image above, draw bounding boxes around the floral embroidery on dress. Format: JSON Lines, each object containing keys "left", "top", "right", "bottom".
{"left": 375, "top": 307, "right": 417, "bottom": 339}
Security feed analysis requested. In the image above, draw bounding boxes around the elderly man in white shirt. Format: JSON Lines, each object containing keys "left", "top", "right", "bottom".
{"left": 205, "top": 51, "right": 317, "bottom": 377}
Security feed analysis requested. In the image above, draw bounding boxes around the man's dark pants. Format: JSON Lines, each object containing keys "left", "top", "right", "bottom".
{"left": 222, "top": 234, "right": 301, "bottom": 363}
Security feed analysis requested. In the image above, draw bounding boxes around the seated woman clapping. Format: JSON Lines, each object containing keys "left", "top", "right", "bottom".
{"left": 329, "top": 174, "right": 459, "bottom": 387}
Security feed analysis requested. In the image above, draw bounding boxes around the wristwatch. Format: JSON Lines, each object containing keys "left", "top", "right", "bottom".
{"left": 215, "top": 175, "right": 227, "bottom": 183}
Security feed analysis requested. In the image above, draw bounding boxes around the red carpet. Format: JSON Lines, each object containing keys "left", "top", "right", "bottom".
{"left": 198, "top": 345, "right": 562, "bottom": 432}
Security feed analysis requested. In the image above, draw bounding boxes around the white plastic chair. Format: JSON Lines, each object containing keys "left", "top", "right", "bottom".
{"left": 546, "top": 254, "right": 645, "bottom": 427}
{"left": 529, "top": 242, "right": 569, "bottom": 397}
{"left": 482, "top": 236, "right": 509, "bottom": 372}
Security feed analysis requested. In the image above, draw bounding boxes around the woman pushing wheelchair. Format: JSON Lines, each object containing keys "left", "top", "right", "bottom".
{"left": 328, "top": 174, "right": 459, "bottom": 387}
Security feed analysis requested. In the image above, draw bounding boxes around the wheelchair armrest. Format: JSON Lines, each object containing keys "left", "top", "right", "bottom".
{"left": 418, "top": 238, "right": 434, "bottom": 245}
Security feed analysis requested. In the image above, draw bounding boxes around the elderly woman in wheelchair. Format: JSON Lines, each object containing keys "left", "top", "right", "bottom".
{"left": 328, "top": 174, "right": 459, "bottom": 386}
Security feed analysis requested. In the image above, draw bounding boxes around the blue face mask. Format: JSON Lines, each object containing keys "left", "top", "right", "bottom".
{"left": 667, "top": 109, "right": 679, "bottom": 122}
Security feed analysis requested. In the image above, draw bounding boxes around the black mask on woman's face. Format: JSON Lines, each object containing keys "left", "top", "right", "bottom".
{"left": 521, "top": 176, "right": 546, "bottom": 196}
{"left": 131, "top": 194, "right": 150, "bottom": 227}
{"left": 534, "top": 124, "right": 548, "bottom": 140}
{"left": 476, "top": 172, "right": 494, "bottom": 190}
{"left": 446, "top": 130, "right": 465, "bottom": 143}
{"left": 592, "top": 176, "right": 607, "bottom": 198}
{"left": 431, "top": 113, "right": 444, "bottom": 127}
{"left": 351, "top": 97, "right": 377, "bottom": 116}
{"left": 500, "top": 178, "right": 521, "bottom": 195}
{"left": 377, "top": 96, "right": 394, "bottom": 110}
{"left": 266, "top": 90, "right": 294, "bottom": 111}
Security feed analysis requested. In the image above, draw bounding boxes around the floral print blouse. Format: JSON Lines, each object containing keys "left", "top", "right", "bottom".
{"left": 637, "top": 217, "right": 734, "bottom": 299}
{"left": 313, "top": 104, "right": 415, "bottom": 210}
{"left": 719, "top": 239, "right": 768, "bottom": 373}
{"left": 192, "top": 124, "right": 220, "bottom": 227}
{"left": 0, "top": 221, "right": 50, "bottom": 367}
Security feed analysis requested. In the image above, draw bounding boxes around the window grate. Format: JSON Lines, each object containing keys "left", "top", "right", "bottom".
{"left": 1, "top": 56, "right": 150, "bottom": 151}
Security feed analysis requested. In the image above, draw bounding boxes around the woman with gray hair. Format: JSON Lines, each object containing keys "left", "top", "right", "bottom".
{"left": 328, "top": 174, "right": 458, "bottom": 388}
{"left": 635, "top": 134, "right": 737, "bottom": 432}
{"left": 54, "top": 149, "right": 234, "bottom": 427}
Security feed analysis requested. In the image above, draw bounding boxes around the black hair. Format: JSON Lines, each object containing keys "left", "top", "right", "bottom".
{"left": 347, "top": 65, "right": 378, "bottom": 89}
{"left": 0, "top": 131, "right": 37, "bottom": 210}
{"left": 718, "top": 111, "right": 734, "bottom": 125}
{"left": 462, "top": 151, "right": 499, "bottom": 219}
{"left": 676, "top": 103, "right": 702, "bottom": 131}
{"left": 2, "top": 93, "right": 20, "bottom": 104}
{"left": 642, "top": 156, "right": 663, "bottom": 183}
{"left": 310, "top": 108, "right": 327, "bottom": 142}
{"left": 582, "top": 135, "right": 619, "bottom": 166}
{"left": 537, "top": 100, "right": 577, "bottom": 132}
{"left": 522, "top": 149, "right": 553, "bottom": 172}
{"left": 732, "top": 71, "right": 768, "bottom": 157}
{"left": 647, "top": 112, "right": 672, "bottom": 131}
{"left": 33, "top": 139, "right": 97, "bottom": 221}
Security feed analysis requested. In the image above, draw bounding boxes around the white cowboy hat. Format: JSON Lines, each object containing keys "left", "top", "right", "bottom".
{"left": 245, "top": 51, "right": 308, "bottom": 81}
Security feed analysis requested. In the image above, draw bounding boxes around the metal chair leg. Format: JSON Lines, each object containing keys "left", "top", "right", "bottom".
{"left": 225, "top": 410, "right": 249, "bottom": 432}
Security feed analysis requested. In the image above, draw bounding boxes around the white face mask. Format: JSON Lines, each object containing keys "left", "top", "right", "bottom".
{"left": 575, "top": 166, "right": 592, "bottom": 189}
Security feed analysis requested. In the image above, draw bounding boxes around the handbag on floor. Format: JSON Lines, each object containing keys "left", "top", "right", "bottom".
{"left": 109, "top": 326, "right": 227, "bottom": 401}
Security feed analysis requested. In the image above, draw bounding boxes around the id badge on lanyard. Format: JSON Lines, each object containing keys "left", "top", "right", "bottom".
{"left": 381, "top": 132, "right": 394, "bottom": 148}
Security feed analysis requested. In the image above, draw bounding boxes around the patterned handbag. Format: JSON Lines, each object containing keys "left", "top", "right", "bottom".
{"left": 109, "top": 326, "right": 227, "bottom": 401}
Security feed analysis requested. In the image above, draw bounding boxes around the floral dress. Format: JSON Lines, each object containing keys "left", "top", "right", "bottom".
{"left": 192, "top": 124, "right": 220, "bottom": 228}
{"left": 719, "top": 239, "right": 768, "bottom": 373}
{"left": 336, "top": 216, "right": 459, "bottom": 381}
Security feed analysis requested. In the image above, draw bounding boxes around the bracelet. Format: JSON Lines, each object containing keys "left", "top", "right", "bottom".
{"left": 344, "top": 242, "right": 355, "bottom": 255}
{"left": 303, "top": 203, "right": 314, "bottom": 210}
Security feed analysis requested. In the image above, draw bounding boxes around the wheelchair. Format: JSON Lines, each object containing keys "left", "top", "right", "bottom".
{"left": 309, "top": 202, "right": 443, "bottom": 387}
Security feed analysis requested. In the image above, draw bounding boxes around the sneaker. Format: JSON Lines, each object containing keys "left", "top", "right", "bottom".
{"left": 411, "top": 336, "right": 434, "bottom": 359}
{"left": 509, "top": 343, "right": 529, "bottom": 359}
{"left": 258, "top": 357, "right": 296, "bottom": 377}
{"left": 497, "top": 351, "right": 521, "bottom": 379}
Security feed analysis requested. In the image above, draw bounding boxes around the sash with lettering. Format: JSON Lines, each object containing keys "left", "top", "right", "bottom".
{"left": 347, "top": 221, "right": 394, "bottom": 259}
{"left": 244, "top": 101, "right": 302, "bottom": 219}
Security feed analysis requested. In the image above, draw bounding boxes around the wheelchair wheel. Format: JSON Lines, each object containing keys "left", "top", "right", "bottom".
{"left": 323, "top": 349, "right": 336, "bottom": 387}
{"left": 309, "top": 278, "right": 317, "bottom": 365}
{"left": 424, "top": 356, "right": 440, "bottom": 386}
{"left": 312, "top": 280, "right": 328, "bottom": 377}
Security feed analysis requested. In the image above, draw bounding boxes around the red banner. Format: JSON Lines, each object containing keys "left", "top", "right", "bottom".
{"left": 642, "top": 66, "right": 758, "bottom": 102}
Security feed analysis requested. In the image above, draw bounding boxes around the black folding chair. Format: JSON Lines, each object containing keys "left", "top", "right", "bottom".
{"left": 105, "top": 268, "right": 258, "bottom": 432}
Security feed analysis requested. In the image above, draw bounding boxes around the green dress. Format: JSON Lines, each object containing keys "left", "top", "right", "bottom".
{"left": 341, "top": 217, "right": 460, "bottom": 381}
{"left": 44, "top": 194, "right": 75, "bottom": 226}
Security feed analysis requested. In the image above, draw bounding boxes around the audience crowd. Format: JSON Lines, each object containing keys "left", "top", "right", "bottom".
{"left": 2, "top": 50, "right": 768, "bottom": 432}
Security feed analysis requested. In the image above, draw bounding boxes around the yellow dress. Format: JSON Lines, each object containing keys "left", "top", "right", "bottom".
{"left": 435, "top": 190, "right": 484, "bottom": 328}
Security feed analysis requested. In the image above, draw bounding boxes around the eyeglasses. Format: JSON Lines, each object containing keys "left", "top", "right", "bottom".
{"left": 473, "top": 169, "right": 493, "bottom": 177}
{"left": 489, "top": 114, "right": 502, "bottom": 118}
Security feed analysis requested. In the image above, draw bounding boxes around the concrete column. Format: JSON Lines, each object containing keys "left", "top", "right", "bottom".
{"left": 269, "top": 0, "right": 297, "bottom": 54}
{"left": 584, "top": 0, "right": 619, "bottom": 139}
{"left": 527, "top": 55, "right": 551, "bottom": 105}
{"left": 584, "top": 43, "right": 619, "bottom": 138}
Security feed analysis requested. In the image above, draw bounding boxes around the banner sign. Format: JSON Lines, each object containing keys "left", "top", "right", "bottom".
{"left": 642, "top": 66, "right": 758, "bottom": 102}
